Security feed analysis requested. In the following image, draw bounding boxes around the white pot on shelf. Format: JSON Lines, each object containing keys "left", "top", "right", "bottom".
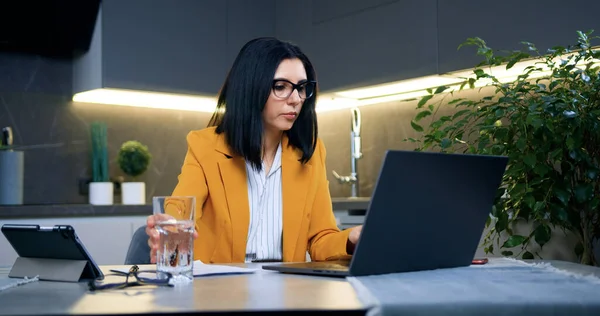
{"left": 89, "top": 182, "right": 114, "bottom": 205}
{"left": 121, "top": 182, "right": 146, "bottom": 205}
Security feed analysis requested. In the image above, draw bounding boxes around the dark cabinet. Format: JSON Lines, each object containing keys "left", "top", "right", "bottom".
{"left": 308, "top": 0, "right": 439, "bottom": 93}
{"left": 76, "top": 0, "right": 275, "bottom": 96}
{"left": 101, "top": 0, "right": 228, "bottom": 95}
{"left": 437, "top": 0, "right": 600, "bottom": 74}
{"left": 76, "top": 0, "right": 600, "bottom": 98}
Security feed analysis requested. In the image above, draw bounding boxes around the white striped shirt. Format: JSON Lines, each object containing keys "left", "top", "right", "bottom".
{"left": 244, "top": 142, "right": 283, "bottom": 262}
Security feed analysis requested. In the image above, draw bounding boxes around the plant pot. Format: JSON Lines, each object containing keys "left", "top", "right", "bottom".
{"left": 121, "top": 182, "right": 146, "bottom": 205}
{"left": 0, "top": 150, "right": 24, "bottom": 205}
{"left": 89, "top": 182, "right": 114, "bottom": 205}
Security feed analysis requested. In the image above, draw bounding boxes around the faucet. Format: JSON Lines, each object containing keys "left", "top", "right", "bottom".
{"left": 332, "top": 107, "right": 362, "bottom": 197}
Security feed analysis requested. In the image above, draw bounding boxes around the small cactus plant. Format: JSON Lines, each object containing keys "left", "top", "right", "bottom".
{"left": 90, "top": 122, "right": 109, "bottom": 182}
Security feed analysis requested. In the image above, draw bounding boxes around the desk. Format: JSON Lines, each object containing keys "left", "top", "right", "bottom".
{"left": 3, "top": 259, "right": 600, "bottom": 316}
{"left": 0, "top": 264, "right": 367, "bottom": 315}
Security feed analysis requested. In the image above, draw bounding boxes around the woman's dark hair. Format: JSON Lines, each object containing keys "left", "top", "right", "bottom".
{"left": 207, "top": 37, "right": 318, "bottom": 171}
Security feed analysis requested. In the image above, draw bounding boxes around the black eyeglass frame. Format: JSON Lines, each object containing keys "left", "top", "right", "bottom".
{"left": 271, "top": 79, "right": 317, "bottom": 100}
{"left": 87, "top": 265, "right": 174, "bottom": 291}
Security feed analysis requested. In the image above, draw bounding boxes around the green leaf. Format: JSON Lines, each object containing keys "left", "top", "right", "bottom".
{"left": 418, "top": 95, "right": 434, "bottom": 108}
{"left": 468, "top": 78, "right": 476, "bottom": 89}
{"left": 549, "top": 80, "right": 561, "bottom": 91}
{"left": 448, "top": 98, "right": 465, "bottom": 105}
{"left": 440, "top": 138, "right": 452, "bottom": 149}
{"left": 550, "top": 148, "right": 563, "bottom": 160}
{"left": 590, "top": 199, "right": 600, "bottom": 211}
{"left": 434, "top": 85, "right": 450, "bottom": 94}
{"left": 555, "top": 189, "right": 570, "bottom": 206}
{"left": 428, "top": 104, "right": 435, "bottom": 112}
{"left": 502, "top": 235, "right": 526, "bottom": 248}
{"left": 524, "top": 194, "right": 536, "bottom": 209}
{"left": 415, "top": 110, "right": 432, "bottom": 122}
{"left": 566, "top": 137, "right": 575, "bottom": 150}
{"left": 574, "top": 183, "right": 593, "bottom": 203}
{"left": 523, "top": 154, "right": 537, "bottom": 167}
{"left": 495, "top": 211, "right": 509, "bottom": 233}
{"left": 410, "top": 120, "right": 424, "bottom": 132}
{"left": 506, "top": 59, "right": 518, "bottom": 70}
{"left": 522, "top": 251, "right": 534, "bottom": 260}
{"left": 516, "top": 138, "right": 527, "bottom": 152}
{"left": 586, "top": 168, "right": 599, "bottom": 180}
{"left": 533, "top": 164, "right": 549, "bottom": 177}
{"left": 474, "top": 68, "right": 486, "bottom": 77}
{"left": 452, "top": 109, "right": 471, "bottom": 120}
{"left": 556, "top": 207, "right": 569, "bottom": 223}
{"left": 501, "top": 251, "right": 514, "bottom": 256}
{"left": 534, "top": 224, "right": 551, "bottom": 248}
{"left": 533, "top": 201, "right": 545, "bottom": 213}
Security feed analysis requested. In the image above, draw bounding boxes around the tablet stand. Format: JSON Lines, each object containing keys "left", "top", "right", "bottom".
{"left": 9, "top": 257, "right": 92, "bottom": 282}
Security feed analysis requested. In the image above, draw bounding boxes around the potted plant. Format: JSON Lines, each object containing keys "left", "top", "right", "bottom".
{"left": 117, "top": 140, "right": 152, "bottom": 205}
{"left": 407, "top": 30, "right": 600, "bottom": 266}
{"left": 0, "top": 127, "right": 24, "bottom": 205}
{"left": 89, "top": 121, "right": 113, "bottom": 205}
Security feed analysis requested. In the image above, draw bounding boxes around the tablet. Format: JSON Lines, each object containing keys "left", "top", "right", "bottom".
{"left": 1, "top": 224, "right": 104, "bottom": 280}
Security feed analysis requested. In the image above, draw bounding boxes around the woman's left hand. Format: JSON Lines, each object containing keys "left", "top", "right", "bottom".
{"left": 349, "top": 225, "right": 362, "bottom": 245}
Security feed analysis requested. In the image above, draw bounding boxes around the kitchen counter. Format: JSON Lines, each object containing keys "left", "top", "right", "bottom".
{"left": 331, "top": 197, "right": 370, "bottom": 211}
{"left": 0, "top": 198, "right": 370, "bottom": 219}
{"left": 0, "top": 204, "right": 152, "bottom": 219}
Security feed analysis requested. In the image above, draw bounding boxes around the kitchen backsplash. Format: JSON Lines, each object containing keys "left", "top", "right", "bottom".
{"left": 0, "top": 51, "right": 456, "bottom": 204}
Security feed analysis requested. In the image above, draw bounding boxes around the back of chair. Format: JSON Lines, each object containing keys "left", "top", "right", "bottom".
{"left": 124, "top": 226, "right": 151, "bottom": 265}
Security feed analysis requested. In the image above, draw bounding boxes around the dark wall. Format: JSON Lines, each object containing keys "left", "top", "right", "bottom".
{"left": 0, "top": 52, "right": 400, "bottom": 204}
{"left": 0, "top": 52, "right": 212, "bottom": 204}
{"left": 3, "top": 0, "right": 600, "bottom": 205}
{"left": 0, "top": 51, "right": 493, "bottom": 204}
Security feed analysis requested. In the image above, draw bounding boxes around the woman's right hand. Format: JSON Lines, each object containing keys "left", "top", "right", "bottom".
{"left": 145, "top": 214, "right": 198, "bottom": 263}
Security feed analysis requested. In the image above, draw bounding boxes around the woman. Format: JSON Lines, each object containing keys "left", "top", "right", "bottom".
{"left": 146, "top": 37, "right": 362, "bottom": 264}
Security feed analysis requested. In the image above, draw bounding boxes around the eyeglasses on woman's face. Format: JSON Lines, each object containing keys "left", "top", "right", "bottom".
{"left": 272, "top": 79, "right": 316, "bottom": 100}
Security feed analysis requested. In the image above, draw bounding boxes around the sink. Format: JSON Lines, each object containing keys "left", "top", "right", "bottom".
{"left": 331, "top": 197, "right": 370, "bottom": 211}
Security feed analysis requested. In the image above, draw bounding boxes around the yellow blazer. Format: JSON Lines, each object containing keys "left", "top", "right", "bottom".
{"left": 171, "top": 126, "right": 351, "bottom": 263}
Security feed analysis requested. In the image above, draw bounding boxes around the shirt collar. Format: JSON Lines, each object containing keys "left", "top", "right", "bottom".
{"left": 267, "top": 141, "right": 283, "bottom": 177}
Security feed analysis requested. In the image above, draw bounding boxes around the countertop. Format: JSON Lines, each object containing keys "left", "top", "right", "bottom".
{"left": 0, "top": 198, "right": 370, "bottom": 219}
{"left": 0, "top": 204, "right": 152, "bottom": 219}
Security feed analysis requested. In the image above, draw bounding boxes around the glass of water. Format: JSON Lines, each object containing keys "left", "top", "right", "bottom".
{"left": 152, "top": 196, "right": 196, "bottom": 284}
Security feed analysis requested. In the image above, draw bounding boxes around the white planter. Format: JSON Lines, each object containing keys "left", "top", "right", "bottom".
{"left": 121, "top": 182, "right": 146, "bottom": 205}
{"left": 0, "top": 150, "right": 24, "bottom": 205}
{"left": 89, "top": 182, "right": 114, "bottom": 205}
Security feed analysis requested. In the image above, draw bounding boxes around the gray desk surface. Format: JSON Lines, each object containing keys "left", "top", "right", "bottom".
{"left": 531, "top": 259, "right": 600, "bottom": 277}
{"left": 1, "top": 259, "right": 598, "bottom": 316}
{"left": 0, "top": 264, "right": 366, "bottom": 315}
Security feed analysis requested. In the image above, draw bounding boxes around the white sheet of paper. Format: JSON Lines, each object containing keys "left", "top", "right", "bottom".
{"left": 193, "top": 260, "right": 257, "bottom": 277}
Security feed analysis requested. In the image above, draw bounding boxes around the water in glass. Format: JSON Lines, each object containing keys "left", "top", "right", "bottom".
{"left": 156, "top": 218, "right": 194, "bottom": 283}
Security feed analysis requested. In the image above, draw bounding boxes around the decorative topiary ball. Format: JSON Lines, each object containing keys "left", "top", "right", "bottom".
{"left": 117, "top": 140, "right": 152, "bottom": 178}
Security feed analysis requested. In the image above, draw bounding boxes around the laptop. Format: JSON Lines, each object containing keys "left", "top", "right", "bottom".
{"left": 262, "top": 149, "right": 508, "bottom": 277}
